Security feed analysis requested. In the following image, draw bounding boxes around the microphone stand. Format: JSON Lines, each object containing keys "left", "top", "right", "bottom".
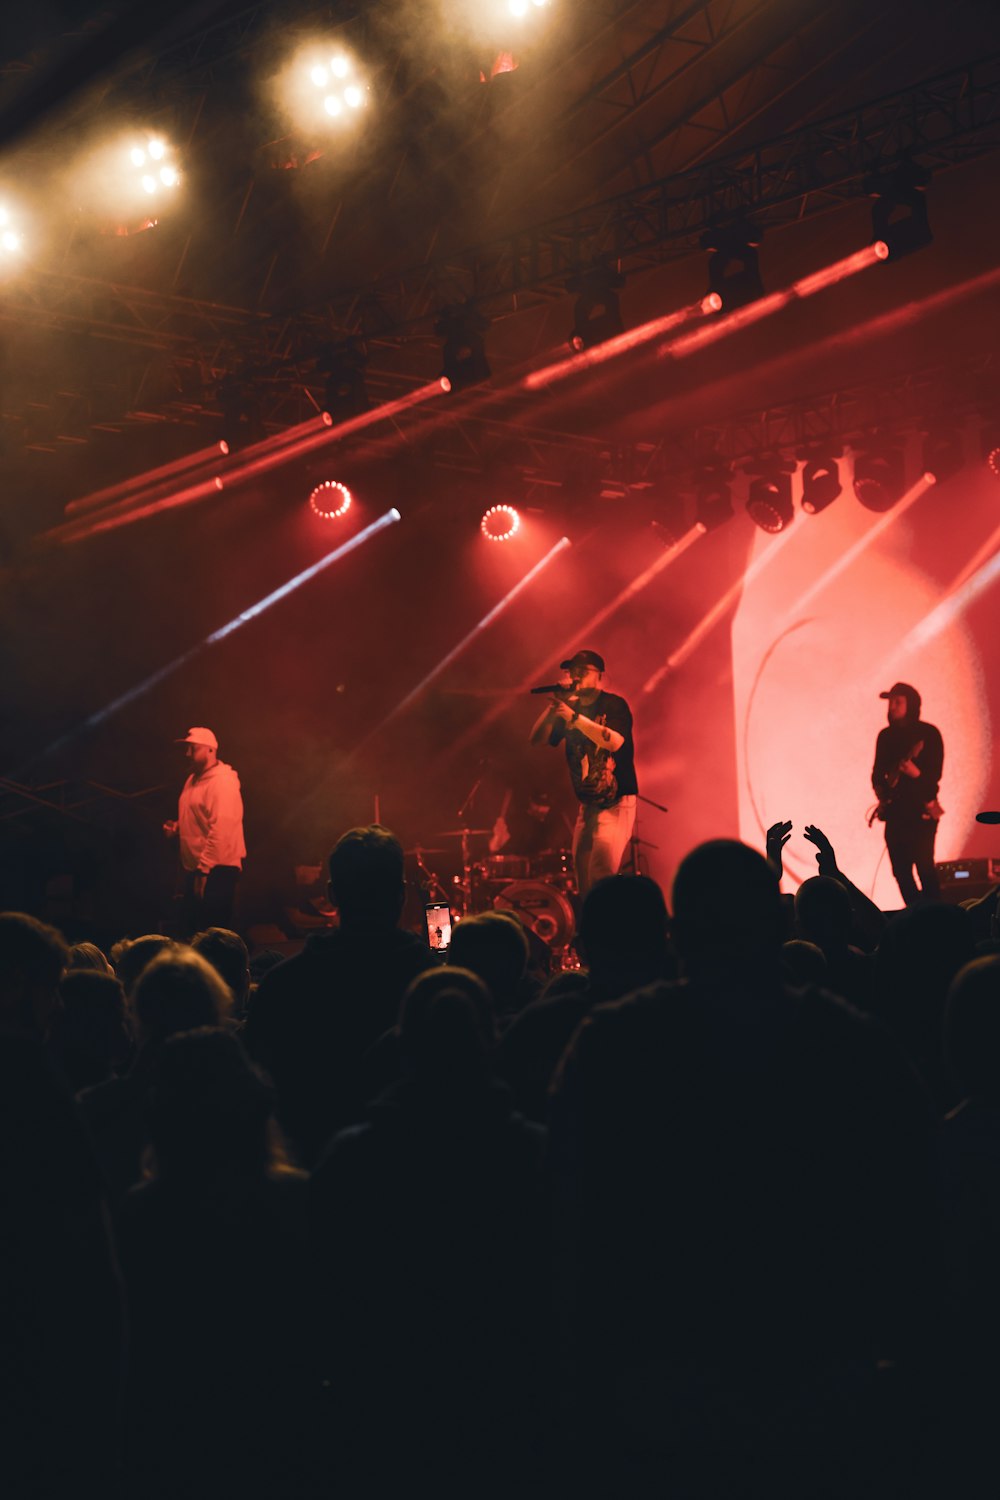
{"left": 626, "top": 793, "right": 667, "bottom": 877}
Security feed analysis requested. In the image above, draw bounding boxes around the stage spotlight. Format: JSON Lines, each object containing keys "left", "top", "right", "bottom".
{"left": 865, "top": 160, "right": 932, "bottom": 261}
{"left": 310, "top": 480, "right": 353, "bottom": 519}
{"left": 300, "top": 44, "right": 367, "bottom": 124}
{"left": 0, "top": 202, "right": 23, "bottom": 258}
{"left": 852, "top": 439, "right": 906, "bottom": 512}
{"left": 125, "top": 134, "right": 181, "bottom": 202}
{"left": 744, "top": 457, "right": 795, "bottom": 533}
{"left": 701, "top": 218, "right": 764, "bottom": 311}
{"left": 567, "top": 261, "right": 625, "bottom": 351}
{"left": 920, "top": 423, "right": 964, "bottom": 485}
{"left": 436, "top": 302, "right": 491, "bottom": 391}
{"left": 694, "top": 464, "right": 734, "bottom": 531}
{"left": 800, "top": 451, "right": 842, "bottom": 516}
{"left": 980, "top": 416, "right": 1000, "bottom": 479}
{"left": 481, "top": 504, "right": 520, "bottom": 541}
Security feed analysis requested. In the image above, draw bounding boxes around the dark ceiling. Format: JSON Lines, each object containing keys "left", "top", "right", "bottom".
{"left": 1, "top": 0, "right": 999, "bottom": 516}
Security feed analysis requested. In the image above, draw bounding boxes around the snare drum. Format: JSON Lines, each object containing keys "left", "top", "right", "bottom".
{"left": 493, "top": 880, "right": 575, "bottom": 949}
{"left": 487, "top": 854, "right": 532, "bottom": 883}
{"left": 529, "top": 849, "right": 574, "bottom": 888}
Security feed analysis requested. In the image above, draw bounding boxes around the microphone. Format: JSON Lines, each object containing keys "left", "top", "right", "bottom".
{"left": 976, "top": 811, "right": 1000, "bottom": 824}
{"left": 530, "top": 682, "right": 572, "bottom": 695}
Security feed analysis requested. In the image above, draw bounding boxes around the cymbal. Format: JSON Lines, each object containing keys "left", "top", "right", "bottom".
{"left": 436, "top": 828, "right": 491, "bottom": 837}
{"left": 404, "top": 846, "right": 446, "bottom": 855}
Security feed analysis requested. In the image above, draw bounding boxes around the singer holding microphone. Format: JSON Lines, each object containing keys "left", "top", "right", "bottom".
{"left": 530, "top": 648, "right": 637, "bottom": 897}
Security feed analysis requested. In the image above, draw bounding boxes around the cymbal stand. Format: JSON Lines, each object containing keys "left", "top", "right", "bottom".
{"left": 412, "top": 848, "right": 450, "bottom": 905}
{"left": 456, "top": 827, "right": 477, "bottom": 916}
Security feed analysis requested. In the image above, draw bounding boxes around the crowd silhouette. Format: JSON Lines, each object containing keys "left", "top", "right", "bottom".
{"left": 2, "top": 819, "right": 999, "bottom": 1497}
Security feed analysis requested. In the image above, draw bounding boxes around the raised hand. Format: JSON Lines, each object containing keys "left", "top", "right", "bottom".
{"left": 803, "top": 824, "right": 838, "bottom": 877}
{"left": 765, "top": 820, "right": 793, "bottom": 878}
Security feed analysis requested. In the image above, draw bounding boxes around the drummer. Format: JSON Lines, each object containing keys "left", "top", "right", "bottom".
{"left": 489, "top": 787, "right": 569, "bottom": 862}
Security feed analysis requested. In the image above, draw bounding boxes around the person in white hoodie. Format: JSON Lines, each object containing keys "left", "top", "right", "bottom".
{"left": 163, "top": 727, "right": 246, "bottom": 935}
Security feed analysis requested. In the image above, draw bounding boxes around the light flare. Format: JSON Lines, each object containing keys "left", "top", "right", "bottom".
{"left": 39, "top": 511, "right": 400, "bottom": 756}
{"left": 772, "top": 474, "right": 935, "bottom": 634}
{"left": 350, "top": 535, "right": 571, "bottom": 754}
{"left": 446, "top": 523, "right": 705, "bottom": 764}
{"left": 643, "top": 525, "right": 798, "bottom": 693}
{"left": 64, "top": 440, "right": 231, "bottom": 518}
{"left": 523, "top": 298, "right": 711, "bottom": 392}
{"left": 658, "top": 243, "right": 888, "bottom": 361}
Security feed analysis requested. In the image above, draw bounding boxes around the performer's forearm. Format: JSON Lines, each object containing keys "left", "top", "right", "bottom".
{"left": 569, "top": 711, "right": 624, "bottom": 753}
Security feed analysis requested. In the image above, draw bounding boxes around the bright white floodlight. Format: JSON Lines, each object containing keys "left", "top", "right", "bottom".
{"left": 290, "top": 43, "right": 368, "bottom": 129}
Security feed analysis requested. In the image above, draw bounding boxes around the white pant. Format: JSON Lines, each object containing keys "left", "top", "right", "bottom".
{"left": 571, "top": 795, "right": 637, "bottom": 897}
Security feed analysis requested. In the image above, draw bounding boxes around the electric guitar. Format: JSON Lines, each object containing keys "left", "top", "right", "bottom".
{"left": 868, "top": 739, "right": 943, "bottom": 825}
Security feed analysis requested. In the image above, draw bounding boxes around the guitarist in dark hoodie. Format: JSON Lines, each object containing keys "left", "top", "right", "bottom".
{"left": 871, "top": 682, "right": 944, "bottom": 906}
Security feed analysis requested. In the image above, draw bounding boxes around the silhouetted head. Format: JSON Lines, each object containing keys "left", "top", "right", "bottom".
{"left": 880, "top": 682, "right": 921, "bottom": 725}
{"left": 0, "top": 911, "right": 67, "bottom": 1038}
{"left": 145, "top": 1026, "right": 275, "bottom": 1180}
{"left": 53, "top": 969, "right": 129, "bottom": 1082}
{"left": 876, "top": 903, "right": 977, "bottom": 1005}
{"left": 578, "top": 874, "right": 671, "bottom": 983}
{"left": 111, "top": 934, "right": 176, "bottom": 997}
{"left": 398, "top": 965, "right": 495, "bottom": 1090}
{"left": 671, "top": 840, "right": 783, "bottom": 975}
{"left": 781, "top": 939, "right": 829, "bottom": 986}
{"left": 131, "top": 947, "right": 233, "bottom": 1047}
{"left": 327, "top": 824, "right": 405, "bottom": 928}
{"left": 65, "top": 941, "right": 114, "bottom": 975}
{"left": 795, "top": 876, "right": 852, "bottom": 949}
{"left": 945, "top": 956, "right": 1000, "bottom": 1105}
{"left": 192, "top": 927, "right": 250, "bottom": 1013}
{"left": 448, "top": 911, "right": 529, "bottom": 1012}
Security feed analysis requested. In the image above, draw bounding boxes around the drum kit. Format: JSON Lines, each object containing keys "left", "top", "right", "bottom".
{"left": 406, "top": 830, "right": 577, "bottom": 957}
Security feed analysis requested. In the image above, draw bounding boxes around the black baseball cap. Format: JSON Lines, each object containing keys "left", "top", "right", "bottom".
{"left": 879, "top": 682, "right": 917, "bottom": 700}
{"left": 560, "top": 649, "right": 606, "bottom": 673}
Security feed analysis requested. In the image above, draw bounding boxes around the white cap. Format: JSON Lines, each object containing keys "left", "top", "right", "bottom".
{"left": 175, "top": 727, "right": 218, "bottom": 750}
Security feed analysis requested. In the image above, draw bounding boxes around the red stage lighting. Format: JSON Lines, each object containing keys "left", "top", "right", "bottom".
{"left": 310, "top": 480, "right": 353, "bottom": 519}
{"left": 852, "top": 441, "right": 906, "bottom": 512}
{"left": 979, "top": 415, "right": 1000, "bottom": 478}
{"left": 746, "top": 474, "right": 794, "bottom": 533}
{"left": 800, "top": 453, "right": 842, "bottom": 516}
{"left": 481, "top": 504, "right": 520, "bottom": 541}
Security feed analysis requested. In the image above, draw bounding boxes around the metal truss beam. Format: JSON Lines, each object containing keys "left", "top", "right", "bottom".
{"left": 5, "top": 55, "right": 998, "bottom": 367}
{"left": 667, "top": 352, "right": 998, "bottom": 473}
{"left": 322, "top": 52, "right": 1000, "bottom": 334}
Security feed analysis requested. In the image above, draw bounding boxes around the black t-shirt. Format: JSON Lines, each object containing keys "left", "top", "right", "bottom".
{"left": 551, "top": 690, "right": 637, "bottom": 805}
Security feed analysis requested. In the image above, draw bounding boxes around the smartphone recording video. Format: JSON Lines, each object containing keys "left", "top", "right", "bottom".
{"left": 424, "top": 902, "right": 453, "bottom": 955}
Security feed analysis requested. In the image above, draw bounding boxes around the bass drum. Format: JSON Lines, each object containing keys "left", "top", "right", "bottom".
{"left": 493, "top": 880, "right": 575, "bottom": 949}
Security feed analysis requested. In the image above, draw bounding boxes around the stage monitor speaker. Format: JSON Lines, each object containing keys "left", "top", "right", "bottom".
{"left": 935, "top": 857, "right": 1000, "bottom": 905}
